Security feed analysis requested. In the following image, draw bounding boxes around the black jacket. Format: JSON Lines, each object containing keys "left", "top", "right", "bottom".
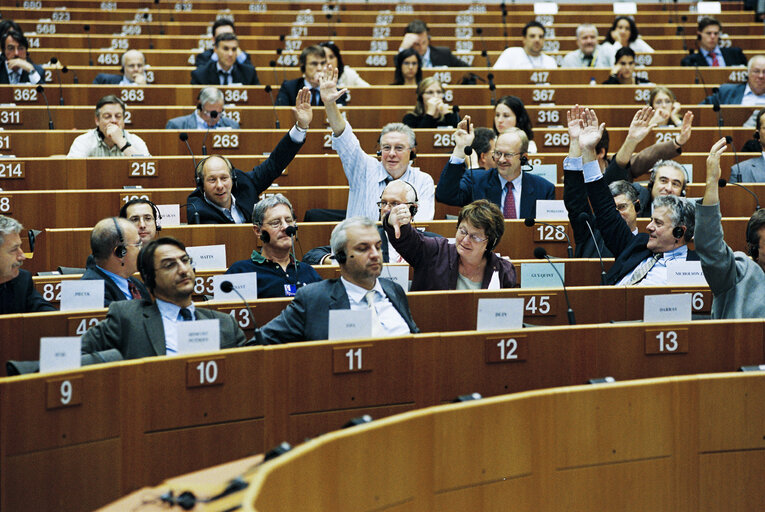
{"left": 0, "top": 270, "right": 56, "bottom": 315}
{"left": 191, "top": 60, "right": 259, "bottom": 85}
{"left": 275, "top": 77, "right": 347, "bottom": 106}
{"left": 680, "top": 47, "right": 747, "bottom": 67}
{"left": 81, "top": 262, "right": 150, "bottom": 307}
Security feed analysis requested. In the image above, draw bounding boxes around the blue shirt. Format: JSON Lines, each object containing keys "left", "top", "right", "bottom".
{"left": 226, "top": 250, "right": 322, "bottom": 298}
{"left": 156, "top": 299, "right": 196, "bottom": 355}
{"left": 97, "top": 265, "right": 131, "bottom": 300}
{"left": 701, "top": 47, "right": 726, "bottom": 67}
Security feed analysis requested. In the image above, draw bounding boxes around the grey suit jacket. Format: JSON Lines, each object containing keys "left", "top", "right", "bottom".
{"left": 81, "top": 299, "right": 246, "bottom": 359}
{"left": 260, "top": 278, "right": 419, "bottom": 344}
{"left": 730, "top": 155, "right": 765, "bottom": 183}
{"left": 165, "top": 111, "right": 240, "bottom": 130}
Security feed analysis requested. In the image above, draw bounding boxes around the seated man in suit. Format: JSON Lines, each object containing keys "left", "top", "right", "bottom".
{"left": 119, "top": 198, "right": 160, "bottom": 244}
{"left": 276, "top": 45, "right": 346, "bottom": 106}
{"left": 398, "top": 19, "right": 469, "bottom": 68}
{"left": 561, "top": 24, "right": 613, "bottom": 68}
{"left": 0, "top": 215, "right": 56, "bottom": 315}
{"left": 186, "top": 88, "right": 312, "bottom": 224}
{"left": 191, "top": 32, "right": 259, "bottom": 86}
{"left": 260, "top": 217, "right": 419, "bottom": 344}
{"left": 165, "top": 87, "right": 239, "bottom": 130}
{"left": 93, "top": 49, "right": 148, "bottom": 85}
{"left": 436, "top": 116, "right": 555, "bottom": 219}
{"left": 576, "top": 108, "right": 698, "bottom": 286}
{"left": 81, "top": 237, "right": 246, "bottom": 359}
{"left": 81, "top": 217, "right": 150, "bottom": 306}
{"left": 681, "top": 17, "right": 747, "bottom": 67}
{"left": 226, "top": 194, "right": 321, "bottom": 297}
{"left": 731, "top": 109, "right": 765, "bottom": 182}
{"left": 195, "top": 18, "right": 251, "bottom": 69}
{"left": 0, "top": 30, "right": 44, "bottom": 84}
{"left": 67, "top": 95, "right": 150, "bottom": 157}
{"left": 466, "top": 127, "right": 496, "bottom": 171}
{"left": 702, "top": 54, "right": 765, "bottom": 105}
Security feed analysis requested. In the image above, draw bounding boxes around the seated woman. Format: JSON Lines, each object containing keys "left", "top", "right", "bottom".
{"left": 391, "top": 48, "right": 422, "bottom": 86}
{"left": 648, "top": 86, "right": 683, "bottom": 126}
{"left": 493, "top": 95, "right": 537, "bottom": 154}
{"left": 602, "top": 47, "right": 651, "bottom": 85}
{"left": 320, "top": 42, "right": 370, "bottom": 88}
{"left": 383, "top": 199, "right": 517, "bottom": 291}
{"left": 402, "top": 77, "right": 460, "bottom": 129}
{"left": 601, "top": 15, "right": 654, "bottom": 63}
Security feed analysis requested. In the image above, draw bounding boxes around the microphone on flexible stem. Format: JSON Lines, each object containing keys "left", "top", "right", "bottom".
{"left": 534, "top": 247, "right": 576, "bottom": 325}
{"left": 719, "top": 178, "right": 760, "bottom": 211}
{"left": 83, "top": 25, "right": 94, "bottom": 66}
{"left": 179, "top": 132, "right": 197, "bottom": 169}
{"left": 269, "top": 60, "right": 279, "bottom": 85}
{"left": 487, "top": 72, "right": 496, "bottom": 106}
{"left": 36, "top": 85, "right": 54, "bottom": 130}
{"left": 275, "top": 47, "right": 286, "bottom": 84}
{"left": 577, "top": 212, "right": 608, "bottom": 285}
{"left": 524, "top": 217, "right": 573, "bottom": 258}
{"left": 500, "top": 2, "right": 509, "bottom": 49}
{"left": 49, "top": 57, "right": 64, "bottom": 105}
{"left": 144, "top": 13, "right": 154, "bottom": 50}
{"left": 155, "top": 0, "right": 164, "bottom": 35}
{"left": 220, "top": 280, "right": 264, "bottom": 346}
{"left": 264, "top": 85, "right": 280, "bottom": 129}
{"left": 62, "top": 65, "right": 78, "bottom": 84}
{"left": 201, "top": 111, "right": 217, "bottom": 156}
{"left": 476, "top": 28, "right": 492, "bottom": 67}
{"left": 179, "top": 202, "right": 201, "bottom": 224}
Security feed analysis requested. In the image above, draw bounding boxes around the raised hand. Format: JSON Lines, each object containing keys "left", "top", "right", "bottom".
{"left": 705, "top": 137, "right": 727, "bottom": 184}
{"left": 293, "top": 86, "right": 313, "bottom": 129}
{"left": 453, "top": 115, "right": 475, "bottom": 151}
{"left": 578, "top": 108, "right": 605, "bottom": 151}
{"left": 676, "top": 110, "right": 693, "bottom": 146}
{"left": 566, "top": 104, "right": 585, "bottom": 140}
{"left": 626, "top": 106, "right": 656, "bottom": 143}
{"left": 318, "top": 64, "right": 348, "bottom": 105}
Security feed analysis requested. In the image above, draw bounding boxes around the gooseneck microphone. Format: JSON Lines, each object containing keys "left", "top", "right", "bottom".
{"left": 36, "top": 85, "right": 54, "bottom": 130}
{"left": 179, "top": 132, "right": 197, "bottom": 169}
{"left": 83, "top": 25, "right": 94, "bottom": 66}
{"left": 476, "top": 27, "right": 492, "bottom": 67}
{"left": 524, "top": 218, "right": 573, "bottom": 258}
{"left": 577, "top": 212, "right": 608, "bottom": 285}
{"left": 62, "top": 65, "right": 78, "bottom": 84}
{"left": 264, "top": 85, "right": 280, "bottom": 129}
{"left": 179, "top": 202, "right": 200, "bottom": 225}
{"left": 49, "top": 57, "right": 64, "bottom": 105}
{"left": 487, "top": 72, "right": 496, "bottom": 106}
{"left": 221, "top": 280, "right": 264, "bottom": 346}
{"left": 534, "top": 247, "right": 576, "bottom": 325}
{"left": 719, "top": 178, "right": 761, "bottom": 211}
{"left": 201, "top": 111, "right": 217, "bottom": 156}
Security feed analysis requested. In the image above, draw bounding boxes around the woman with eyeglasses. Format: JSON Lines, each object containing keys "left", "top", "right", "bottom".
{"left": 383, "top": 199, "right": 517, "bottom": 291}
{"left": 391, "top": 48, "right": 422, "bottom": 86}
{"left": 402, "top": 77, "right": 460, "bottom": 129}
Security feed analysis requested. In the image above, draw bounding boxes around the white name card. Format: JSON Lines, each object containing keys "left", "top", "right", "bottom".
{"left": 536, "top": 199, "right": 568, "bottom": 220}
{"left": 59, "top": 280, "right": 104, "bottom": 311}
{"left": 521, "top": 262, "right": 565, "bottom": 289}
{"left": 697, "top": 2, "right": 721, "bottom": 14}
{"left": 643, "top": 293, "right": 692, "bottom": 323}
{"left": 157, "top": 204, "right": 181, "bottom": 226}
{"left": 212, "top": 273, "right": 258, "bottom": 301}
{"left": 613, "top": 2, "right": 637, "bottom": 15}
{"left": 187, "top": 244, "right": 227, "bottom": 270}
{"left": 667, "top": 261, "right": 708, "bottom": 285}
{"left": 328, "top": 309, "right": 373, "bottom": 340}
{"left": 381, "top": 264, "right": 410, "bottom": 290}
{"left": 528, "top": 164, "right": 558, "bottom": 185}
{"left": 39, "top": 337, "right": 81, "bottom": 374}
{"left": 477, "top": 298, "right": 524, "bottom": 331}
{"left": 176, "top": 319, "right": 220, "bottom": 356}
{"left": 533, "top": 2, "right": 558, "bottom": 14}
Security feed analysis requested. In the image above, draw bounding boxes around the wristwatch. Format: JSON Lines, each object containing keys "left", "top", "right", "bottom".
{"left": 120, "top": 141, "right": 132, "bottom": 152}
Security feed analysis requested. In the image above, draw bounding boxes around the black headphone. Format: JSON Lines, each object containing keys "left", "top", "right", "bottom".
{"left": 194, "top": 155, "right": 238, "bottom": 190}
{"left": 519, "top": 154, "right": 532, "bottom": 172}
{"left": 119, "top": 198, "right": 162, "bottom": 232}
{"left": 376, "top": 134, "right": 417, "bottom": 161}
{"left": 259, "top": 224, "right": 298, "bottom": 243}
{"left": 334, "top": 248, "right": 348, "bottom": 264}
{"left": 647, "top": 168, "right": 688, "bottom": 197}
{"left": 380, "top": 180, "right": 419, "bottom": 218}
{"left": 672, "top": 226, "right": 686, "bottom": 240}
{"left": 112, "top": 217, "right": 127, "bottom": 258}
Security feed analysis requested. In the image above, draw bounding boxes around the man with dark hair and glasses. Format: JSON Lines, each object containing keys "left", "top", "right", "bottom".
{"left": 81, "top": 237, "right": 245, "bottom": 359}
{"left": 226, "top": 194, "right": 321, "bottom": 297}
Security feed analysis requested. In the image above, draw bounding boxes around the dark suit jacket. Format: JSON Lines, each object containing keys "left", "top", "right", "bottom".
{"left": 186, "top": 130, "right": 304, "bottom": 224}
{"left": 435, "top": 161, "right": 556, "bottom": 219}
{"left": 681, "top": 47, "right": 747, "bottom": 67}
{"left": 260, "top": 278, "right": 419, "bottom": 344}
{"left": 701, "top": 83, "right": 746, "bottom": 105}
{"left": 80, "top": 263, "right": 150, "bottom": 307}
{"left": 81, "top": 299, "right": 245, "bottom": 359}
{"left": 429, "top": 46, "right": 469, "bottom": 67}
{"left": 165, "top": 111, "right": 240, "bottom": 130}
{"left": 0, "top": 270, "right": 56, "bottom": 315}
{"left": 0, "top": 58, "right": 44, "bottom": 84}
{"left": 195, "top": 48, "right": 252, "bottom": 68}
{"left": 92, "top": 73, "right": 123, "bottom": 85}
{"left": 275, "top": 77, "right": 347, "bottom": 106}
{"left": 563, "top": 169, "right": 615, "bottom": 259}
{"left": 191, "top": 61, "right": 259, "bottom": 85}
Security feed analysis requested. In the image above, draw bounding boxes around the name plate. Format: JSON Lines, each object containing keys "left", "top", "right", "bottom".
{"left": 187, "top": 244, "right": 227, "bottom": 270}
{"left": 521, "top": 262, "right": 564, "bottom": 289}
{"left": 697, "top": 1, "right": 722, "bottom": 14}
{"left": 533, "top": 2, "right": 558, "bottom": 14}
{"left": 476, "top": 298, "right": 524, "bottom": 331}
{"left": 613, "top": 2, "right": 637, "bottom": 14}
{"left": 667, "top": 261, "right": 708, "bottom": 285}
{"left": 536, "top": 200, "right": 567, "bottom": 220}
{"left": 528, "top": 164, "right": 558, "bottom": 185}
{"left": 380, "top": 264, "right": 409, "bottom": 290}
{"left": 328, "top": 309, "right": 373, "bottom": 340}
{"left": 212, "top": 273, "right": 258, "bottom": 301}
{"left": 643, "top": 293, "right": 691, "bottom": 323}
{"left": 59, "top": 280, "right": 104, "bottom": 311}
{"left": 157, "top": 204, "right": 181, "bottom": 226}
{"left": 39, "top": 337, "right": 81, "bottom": 374}
{"left": 176, "top": 319, "right": 220, "bottom": 356}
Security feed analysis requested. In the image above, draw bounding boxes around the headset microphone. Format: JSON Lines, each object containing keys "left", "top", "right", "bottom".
{"left": 221, "top": 280, "right": 264, "bottom": 346}
{"left": 534, "top": 247, "right": 576, "bottom": 325}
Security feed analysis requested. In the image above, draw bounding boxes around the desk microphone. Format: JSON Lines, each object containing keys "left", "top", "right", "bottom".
{"left": 62, "top": 65, "right": 78, "bottom": 84}
{"left": 83, "top": 25, "right": 94, "bottom": 66}
{"left": 577, "top": 212, "right": 608, "bottom": 285}
{"left": 179, "top": 132, "right": 197, "bottom": 168}
{"left": 36, "top": 85, "right": 54, "bottom": 130}
{"left": 264, "top": 85, "right": 280, "bottom": 129}
{"left": 718, "top": 178, "right": 760, "bottom": 211}
{"left": 476, "top": 28, "right": 492, "bottom": 67}
{"left": 524, "top": 217, "right": 573, "bottom": 258}
{"left": 201, "top": 111, "right": 217, "bottom": 156}
{"left": 534, "top": 247, "right": 576, "bottom": 325}
{"left": 179, "top": 203, "right": 200, "bottom": 224}
{"left": 487, "top": 72, "right": 497, "bottom": 106}
{"left": 221, "top": 280, "right": 264, "bottom": 346}
{"left": 49, "top": 57, "right": 64, "bottom": 105}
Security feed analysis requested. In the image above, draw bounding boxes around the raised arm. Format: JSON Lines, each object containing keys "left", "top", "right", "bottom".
{"left": 318, "top": 64, "right": 349, "bottom": 136}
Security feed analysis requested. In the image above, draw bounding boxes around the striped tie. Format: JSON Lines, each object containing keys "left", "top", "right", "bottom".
{"left": 627, "top": 253, "right": 663, "bottom": 285}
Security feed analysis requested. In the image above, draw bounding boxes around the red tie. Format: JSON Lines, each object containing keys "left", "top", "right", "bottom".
{"left": 711, "top": 52, "right": 720, "bottom": 67}
{"left": 503, "top": 182, "right": 517, "bottom": 219}
{"left": 128, "top": 280, "right": 142, "bottom": 300}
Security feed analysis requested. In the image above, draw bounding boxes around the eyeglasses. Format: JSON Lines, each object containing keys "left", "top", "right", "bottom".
{"left": 615, "top": 201, "right": 637, "bottom": 212}
{"left": 127, "top": 240, "right": 143, "bottom": 248}
{"left": 129, "top": 215, "right": 155, "bottom": 225}
{"left": 202, "top": 108, "right": 224, "bottom": 117}
{"left": 263, "top": 217, "right": 295, "bottom": 229}
{"left": 380, "top": 145, "right": 411, "bottom": 154}
{"left": 156, "top": 255, "right": 193, "bottom": 272}
{"left": 492, "top": 150, "right": 521, "bottom": 161}
{"left": 456, "top": 226, "right": 488, "bottom": 244}
{"left": 377, "top": 201, "right": 415, "bottom": 209}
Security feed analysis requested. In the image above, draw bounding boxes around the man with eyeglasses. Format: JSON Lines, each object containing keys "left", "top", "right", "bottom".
{"left": 67, "top": 95, "right": 150, "bottom": 157}
{"left": 82, "top": 237, "right": 245, "bottom": 359}
{"left": 436, "top": 116, "right": 555, "bottom": 219}
{"left": 702, "top": 54, "right": 765, "bottom": 106}
{"left": 226, "top": 194, "right": 321, "bottom": 297}
{"left": 119, "top": 198, "right": 160, "bottom": 244}
{"left": 166, "top": 87, "right": 239, "bottom": 130}
{"left": 80, "top": 217, "right": 150, "bottom": 306}
{"left": 0, "top": 30, "right": 44, "bottom": 85}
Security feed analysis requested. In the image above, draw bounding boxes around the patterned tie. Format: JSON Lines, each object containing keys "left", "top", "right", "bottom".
{"left": 364, "top": 290, "right": 383, "bottom": 337}
{"left": 503, "top": 182, "right": 517, "bottom": 219}
{"left": 710, "top": 52, "right": 720, "bottom": 67}
{"left": 627, "top": 253, "right": 663, "bottom": 285}
{"left": 179, "top": 308, "right": 193, "bottom": 321}
{"left": 128, "top": 280, "right": 142, "bottom": 299}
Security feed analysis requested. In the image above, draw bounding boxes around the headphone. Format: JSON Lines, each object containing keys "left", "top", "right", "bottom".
{"left": 259, "top": 223, "right": 298, "bottom": 243}
{"left": 112, "top": 217, "right": 127, "bottom": 258}
{"left": 647, "top": 168, "right": 688, "bottom": 197}
{"left": 379, "top": 180, "right": 419, "bottom": 218}
{"left": 194, "top": 155, "right": 238, "bottom": 190}
{"left": 376, "top": 135, "right": 417, "bottom": 161}
{"left": 334, "top": 248, "right": 348, "bottom": 264}
{"left": 672, "top": 226, "right": 686, "bottom": 241}
{"left": 119, "top": 198, "right": 162, "bottom": 232}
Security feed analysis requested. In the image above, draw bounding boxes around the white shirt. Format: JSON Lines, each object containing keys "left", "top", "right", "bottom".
{"left": 493, "top": 47, "right": 558, "bottom": 70}
{"left": 66, "top": 128, "right": 151, "bottom": 158}
{"left": 741, "top": 84, "right": 765, "bottom": 106}
{"left": 155, "top": 299, "right": 197, "bottom": 355}
{"left": 340, "top": 277, "right": 410, "bottom": 336}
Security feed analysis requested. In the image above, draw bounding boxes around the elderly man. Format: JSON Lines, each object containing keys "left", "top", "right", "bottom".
{"left": 67, "top": 95, "right": 150, "bottom": 157}
{"left": 195, "top": 18, "right": 251, "bottom": 68}
{"left": 226, "top": 194, "right": 321, "bottom": 297}
{"left": 0, "top": 29, "right": 44, "bottom": 84}
{"left": 561, "top": 24, "right": 613, "bottom": 68}
{"left": 93, "top": 49, "right": 148, "bottom": 85}
{"left": 681, "top": 17, "right": 747, "bottom": 67}
{"left": 398, "top": 19, "right": 469, "bottom": 68}
{"left": 81, "top": 217, "right": 150, "bottom": 306}
{"left": 260, "top": 217, "right": 419, "bottom": 344}
{"left": 493, "top": 21, "right": 557, "bottom": 70}
{"left": 119, "top": 198, "right": 160, "bottom": 244}
{"left": 731, "top": 109, "right": 765, "bottom": 182}
{"left": 702, "top": 55, "right": 765, "bottom": 106}
{"left": 166, "top": 87, "right": 239, "bottom": 130}
{"left": 81, "top": 237, "right": 246, "bottom": 359}
{"left": 0, "top": 215, "right": 55, "bottom": 314}
{"left": 191, "top": 33, "right": 259, "bottom": 86}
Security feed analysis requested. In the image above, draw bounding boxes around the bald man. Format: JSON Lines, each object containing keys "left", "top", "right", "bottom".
{"left": 93, "top": 49, "right": 149, "bottom": 85}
